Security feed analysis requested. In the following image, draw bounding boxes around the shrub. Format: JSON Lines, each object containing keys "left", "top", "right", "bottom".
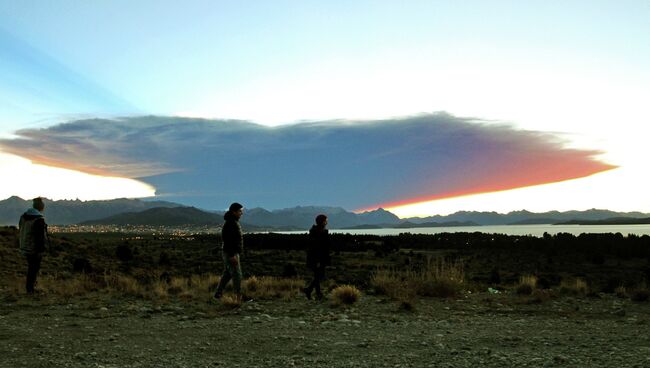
{"left": 331, "top": 285, "right": 361, "bottom": 306}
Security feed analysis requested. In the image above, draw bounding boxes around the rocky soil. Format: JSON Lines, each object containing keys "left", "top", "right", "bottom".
{"left": 2, "top": 292, "right": 650, "bottom": 368}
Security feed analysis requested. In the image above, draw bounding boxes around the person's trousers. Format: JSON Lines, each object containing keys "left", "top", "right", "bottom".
{"left": 306, "top": 264, "right": 326, "bottom": 296}
{"left": 215, "top": 253, "right": 242, "bottom": 295}
{"left": 26, "top": 254, "right": 42, "bottom": 293}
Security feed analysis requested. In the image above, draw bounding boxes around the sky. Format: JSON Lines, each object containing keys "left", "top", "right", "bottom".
{"left": 0, "top": 1, "right": 648, "bottom": 216}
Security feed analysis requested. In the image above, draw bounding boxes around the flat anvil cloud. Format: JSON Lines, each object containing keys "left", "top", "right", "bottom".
{"left": 0, "top": 114, "right": 615, "bottom": 210}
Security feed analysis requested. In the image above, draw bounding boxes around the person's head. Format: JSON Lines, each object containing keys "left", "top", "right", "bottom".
{"left": 32, "top": 197, "right": 45, "bottom": 212}
{"left": 229, "top": 202, "right": 244, "bottom": 219}
{"left": 315, "top": 214, "right": 328, "bottom": 227}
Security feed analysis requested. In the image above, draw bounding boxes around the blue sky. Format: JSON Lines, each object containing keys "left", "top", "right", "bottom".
{"left": 0, "top": 1, "right": 648, "bottom": 214}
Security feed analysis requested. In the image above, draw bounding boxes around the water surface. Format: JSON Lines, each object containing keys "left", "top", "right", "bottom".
{"left": 280, "top": 224, "right": 650, "bottom": 237}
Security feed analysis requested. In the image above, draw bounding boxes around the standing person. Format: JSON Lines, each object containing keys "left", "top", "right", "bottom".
{"left": 303, "top": 214, "right": 331, "bottom": 300}
{"left": 18, "top": 197, "right": 49, "bottom": 294}
{"left": 214, "top": 202, "right": 244, "bottom": 301}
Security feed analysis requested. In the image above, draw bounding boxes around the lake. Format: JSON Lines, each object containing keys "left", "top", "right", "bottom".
{"left": 280, "top": 224, "right": 650, "bottom": 237}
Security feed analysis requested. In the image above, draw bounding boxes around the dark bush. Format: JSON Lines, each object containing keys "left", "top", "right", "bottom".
{"left": 489, "top": 268, "right": 501, "bottom": 285}
{"left": 631, "top": 289, "right": 650, "bottom": 302}
{"left": 516, "top": 284, "right": 533, "bottom": 296}
{"left": 116, "top": 245, "right": 133, "bottom": 262}
{"left": 158, "top": 251, "right": 171, "bottom": 266}
{"left": 591, "top": 253, "right": 605, "bottom": 265}
{"left": 72, "top": 258, "right": 93, "bottom": 273}
{"left": 281, "top": 263, "right": 298, "bottom": 278}
{"left": 536, "top": 277, "right": 551, "bottom": 289}
{"left": 159, "top": 271, "right": 172, "bottom": 283}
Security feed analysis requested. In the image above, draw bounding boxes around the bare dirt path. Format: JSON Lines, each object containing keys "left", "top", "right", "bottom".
{"left": 2, "top": 293, "right": 650, "bottom": 368}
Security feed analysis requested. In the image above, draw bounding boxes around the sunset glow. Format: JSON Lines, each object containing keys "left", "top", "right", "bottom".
{"left": 0, "top": 153, "right": 155, "bottom": 201}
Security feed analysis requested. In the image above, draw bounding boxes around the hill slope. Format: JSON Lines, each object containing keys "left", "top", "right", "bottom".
{"left": 0, "top": 196, "right": 183, "bottom": 225}
{"left": 80, "top": 207, "right": 223, "bottom": 226}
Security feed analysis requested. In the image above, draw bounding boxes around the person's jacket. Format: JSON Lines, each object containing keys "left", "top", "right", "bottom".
{"left": 221, "top": 211, "right": 243, "bottom": 257}
{"left": 307, "top": 225, "right": 331, "bottom": 268}
{"left": 19, "top": 208, "right": 48, "bottom": 256}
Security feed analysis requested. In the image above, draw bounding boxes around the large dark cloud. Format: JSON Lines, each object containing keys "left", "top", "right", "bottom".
{"left": 0, "top": 113, "right": 615, "bottom": 210}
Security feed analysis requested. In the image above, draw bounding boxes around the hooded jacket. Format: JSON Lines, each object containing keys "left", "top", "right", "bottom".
{"left": 19, "top": 208, "right": 48, "bottom": 256}
{"left": 307, "top": 225, "right": 331, "bottom": 268}
{"left": 221, "top": 211, "right": 243, "bottom": 257}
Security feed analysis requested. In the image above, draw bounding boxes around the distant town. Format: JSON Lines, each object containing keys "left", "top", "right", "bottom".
{"left": 48, "top": 224, "right": 222, "bottom": 236}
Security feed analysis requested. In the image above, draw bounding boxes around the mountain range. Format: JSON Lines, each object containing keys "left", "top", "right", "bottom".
{"left": 2, "top": 196, "right": 649, "bottom": 229}
{"left": 0, "top": 196, "right": 181, "bottom": 225}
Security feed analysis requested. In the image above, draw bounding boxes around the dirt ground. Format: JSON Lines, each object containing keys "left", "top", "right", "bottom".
{"left": 2, "top": 291, "right": 650, "bottom": 368}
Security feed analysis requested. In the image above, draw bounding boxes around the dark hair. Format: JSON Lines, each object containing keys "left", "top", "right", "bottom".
{"left": 32, "top": 197, "right": 45, "bottom": 210}
{"left": 315, "top": 214, "right": 327, "bottom": 226}
{"left": 229, "top": 202, "right": 243, "bottom": 211}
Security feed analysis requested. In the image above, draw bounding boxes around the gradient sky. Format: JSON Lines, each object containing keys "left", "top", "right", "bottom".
{"left": 0, "top": 1, "right": 648, "bottom": 215}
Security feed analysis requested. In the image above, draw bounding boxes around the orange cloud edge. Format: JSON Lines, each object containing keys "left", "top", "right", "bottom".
{"left": 355, "top": 164, "right": 618, "bottom": 214}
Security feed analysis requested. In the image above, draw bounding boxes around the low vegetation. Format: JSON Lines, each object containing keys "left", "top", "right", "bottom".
{"left": 515, "top": 275, "right": 537, "bottom": 295}
{"left": 559, "top": 277, "right": 589, "bottom": 295}
{"left": 4, "top": 272, "right": 303, "bottom": 304}
{"left": 3, "top": 227, "right": 650, "bottom": 305}
{"left": 371, "top": 257, "right": 465, "bottom": 308}
{"left": 330, "top": 285, "right": 361, "bottom": 306}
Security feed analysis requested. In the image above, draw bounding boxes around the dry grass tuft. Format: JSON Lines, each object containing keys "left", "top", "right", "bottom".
{"left": 559, "top": 278, "right": 588, "bottom": 295}
{"left": 331, "top": 285, "right": 361, "bottom": 306}
{"left": 38, "top": 273, "right": 99, "bottom": 297}
{"left": 615, "top": 286, "right": 627, "bottom": 298}
{"left": 244, "top": 276, "right": 259, "bottom": 292}
{"left": 516, "top": 275, "right": 537, "bottom": 295}
{"left": 370, "top": 268, "right": 402, "bottom": 297}
{"left": 371, "top": 257, "right": 465, "bottom": 302}
{"left": 525, "top": 289, "right": 554, "bottom": 304}
{"left": 152, "top": 281, "right": 169, "bottom": 299}
{"left": 243, "top": 276, "right": 302, "bottom": 300}
{"left": 106, "top": 274, "right": 145, "bottom": 297}
{"left": 220, "top": 294, "right": 242, "bottom": 308}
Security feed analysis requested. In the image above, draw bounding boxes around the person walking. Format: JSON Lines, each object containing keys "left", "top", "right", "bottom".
{"left": 214, "top": 202, "right": 244, "bottom": 301}
{"left": 303, "top": 214, "right": 331, "bottom": 300}
{"left": 18, "top": 197, "right": 49, "bottom": 294}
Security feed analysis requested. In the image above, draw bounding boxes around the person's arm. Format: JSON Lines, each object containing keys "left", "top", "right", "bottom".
{"left": 222, "top": 223, "right": 239, "bottom": 266}
{"left": 33, "top": 218, "right": 46, "bottom": 253}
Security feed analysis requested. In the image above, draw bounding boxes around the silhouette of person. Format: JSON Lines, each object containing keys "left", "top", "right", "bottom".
{"left": 303, "top": 214, "right": 331, "bottom": 300}
{"left": 214, "top": 202, "right": 244, "bottom": 301}
{"left": 18, "top": 197, "right": 49, "bottom": 294}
